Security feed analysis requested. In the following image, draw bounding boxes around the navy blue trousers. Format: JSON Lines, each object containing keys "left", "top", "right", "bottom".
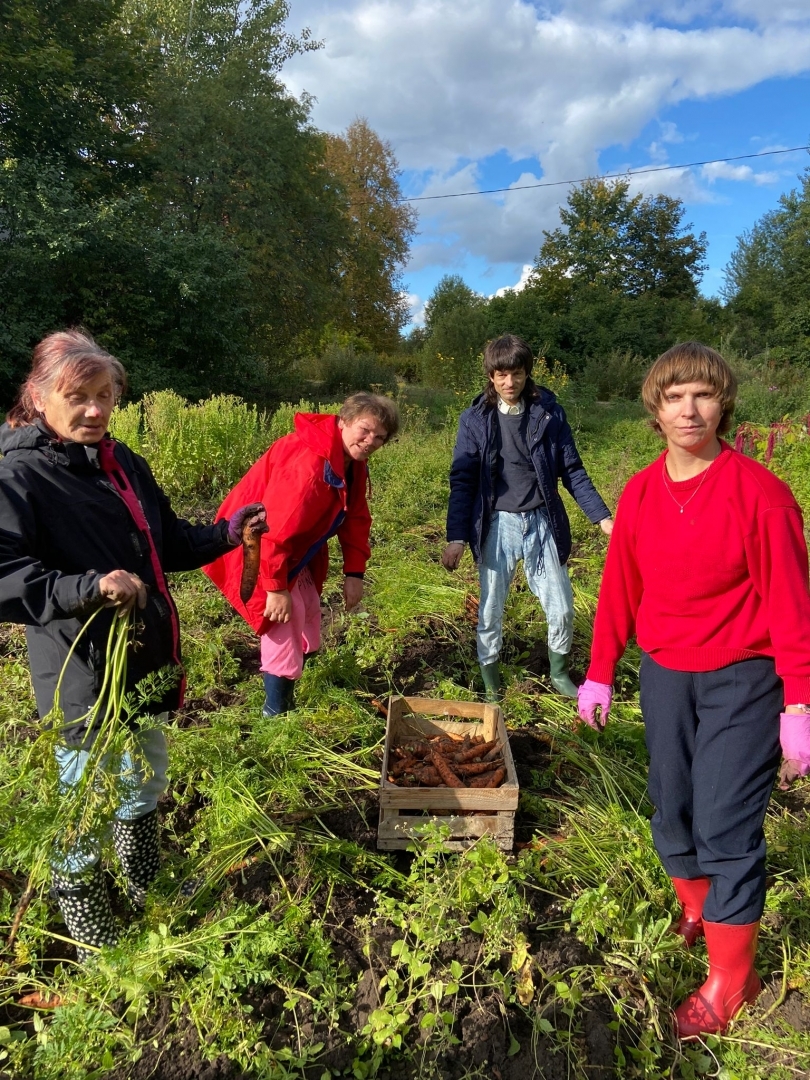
{"left": 640, "top": 654, "right": 782, "bottom": 924}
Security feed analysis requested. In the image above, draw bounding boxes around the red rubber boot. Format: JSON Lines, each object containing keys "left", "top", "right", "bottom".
{"left": 674, "top": 920, "right": 761, "bottom": 1038}
{"left": 671, "top": 877, "right": 711, "bottom": 946}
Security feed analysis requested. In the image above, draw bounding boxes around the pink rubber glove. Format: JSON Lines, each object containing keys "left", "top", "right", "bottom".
{"left": 577, "top": 679, "right": 612, "bottom": 730}
{"left": 779, "top": 712, "right": 810, "bottom": 789}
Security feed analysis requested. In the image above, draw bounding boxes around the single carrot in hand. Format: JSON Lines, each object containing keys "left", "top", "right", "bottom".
{"left": 239, "top": 518, "right": 268, "bottom": 604}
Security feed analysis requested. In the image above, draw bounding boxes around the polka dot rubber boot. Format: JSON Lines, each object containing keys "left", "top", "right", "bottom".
{"left": 113, "top": 809, "right": 161, "bottom": 910}
{"left": 51, "top": 862, "right": 118, "bottom": 963}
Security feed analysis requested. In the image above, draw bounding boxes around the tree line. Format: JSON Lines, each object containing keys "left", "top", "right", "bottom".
{"left": 412, "top": 165, "right": 810, "bottom": 398}
{"left": 0, "top": 0, "right": 415, "bottom": 406}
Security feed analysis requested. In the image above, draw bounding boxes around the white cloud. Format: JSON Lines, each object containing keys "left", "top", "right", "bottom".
{"left": 405, "top": 292, "right": 427, "bottom": 327}
{"left": 283, "top": 1, "right": 810, "bottom": 273}
{"left": 492, "top": 264, "right": 534, "bottom": 298}
{"left": 285, "top": 2, "right": 810, "bottom": 172}
{"left": 701, "top": 161, "right": 780, "bottom": 184}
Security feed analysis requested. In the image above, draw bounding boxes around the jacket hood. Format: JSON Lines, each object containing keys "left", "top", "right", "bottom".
{"left": 471, "top": 385, "right": 557, "bottom": 413}
{"left": 0, "top": 421, "right": 51, "bottom": 455}
{"left": 294, "top": 412, "right": 345, "bottom": 474}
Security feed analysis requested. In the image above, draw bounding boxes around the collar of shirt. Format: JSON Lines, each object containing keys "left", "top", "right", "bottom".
{"left": 497, "top": 396, "right": 524, "bottom": 415}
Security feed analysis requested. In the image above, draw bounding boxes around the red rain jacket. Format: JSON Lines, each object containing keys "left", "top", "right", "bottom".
{"left": 204, "top": 413, "right": 371, "bottom": 634}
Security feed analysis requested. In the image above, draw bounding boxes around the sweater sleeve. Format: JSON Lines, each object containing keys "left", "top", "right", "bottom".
{"left": 586, "top": 484, "right": 644, "bottom": 685}
{"left": 746, "top": 505, "right": 810, "bottom": 704}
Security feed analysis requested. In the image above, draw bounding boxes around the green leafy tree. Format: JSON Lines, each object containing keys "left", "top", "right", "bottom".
{"left": 324, "top": 118, "right": 417, "bottom": 353}
{"left": 420, "top": 275, "right": 489, "bottom": 389}
{"left": 724, "top": 167, "right": 810, "bottom": 365}
{"left": 532, "top": 178, "right": 707, "bottom": 302}
{"left": 0, "top": 0, "right": 155, "bottom": 400}
{"left": 483, "top": 178, "right": 711, "bottom": 375}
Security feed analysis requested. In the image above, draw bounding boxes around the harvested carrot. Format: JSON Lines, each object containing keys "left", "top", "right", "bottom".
{"left": 453, "top": 739, "right": 497, "bottom": 764}
{"left": 430, "top": 750, "right": 465, "bottom": 788}
{"left": 239, "top": 516, "right": 269, "bottom": 604}
{"left": 413, "top": 766, "right": 442, "bottom": 786}
{"left": 391, "top": 756, "right": 417, "bottom": 778}
{"left": 467, "top": 765, "right": 506, "bottom": 788}
{"left": 482, "top": 743, "right": 502, "bottom": 762}
{"left": 456, "top": 758, "right": 503, "bottom": 777}
{"left": 485, "top": 767, "right": 506, "bottom": 787}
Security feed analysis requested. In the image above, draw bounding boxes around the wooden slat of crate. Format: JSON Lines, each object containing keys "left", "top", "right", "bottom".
{"left": 377, "top": 695, "right": 518, "bottom": 851}
{"left": 378, "top": 809, "right": 515, "bottom": 853}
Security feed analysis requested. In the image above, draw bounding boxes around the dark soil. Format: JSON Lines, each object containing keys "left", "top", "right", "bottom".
{"left": 106, "top": 997, "right": 248, "bottom": 1080}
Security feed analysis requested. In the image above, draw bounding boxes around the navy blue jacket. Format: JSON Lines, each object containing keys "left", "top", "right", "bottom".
{"left": 446, "top": 387, "right": 610, "bottom": 565}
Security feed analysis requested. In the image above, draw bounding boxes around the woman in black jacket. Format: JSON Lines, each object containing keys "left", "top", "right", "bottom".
{"left": 0, "top": 330, "right": 265, "bottom": 959}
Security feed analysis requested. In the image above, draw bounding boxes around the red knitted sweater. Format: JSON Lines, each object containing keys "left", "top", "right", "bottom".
{"left": 587, "top": 441, "right": 810, "bottom": 705}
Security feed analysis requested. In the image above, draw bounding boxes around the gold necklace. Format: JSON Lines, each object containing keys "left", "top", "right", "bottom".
{"left": 662, "top": 456, "right": 714, "bottom": 514}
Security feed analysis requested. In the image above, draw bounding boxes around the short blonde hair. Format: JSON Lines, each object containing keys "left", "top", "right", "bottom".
{"left": 641, "top": 342, "right": 738, "bottom": 437}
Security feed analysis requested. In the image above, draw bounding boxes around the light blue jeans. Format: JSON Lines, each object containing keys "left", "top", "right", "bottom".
{"left": 477, "top": 509, "right": 574, "bottom": 665}
{"left": 52, "top": 722, "right": 169, "bottom": 874}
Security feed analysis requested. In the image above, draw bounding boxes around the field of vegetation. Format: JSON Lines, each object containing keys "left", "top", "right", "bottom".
{"left": 2, "top": 380, "right": 810, "bottom": 1080}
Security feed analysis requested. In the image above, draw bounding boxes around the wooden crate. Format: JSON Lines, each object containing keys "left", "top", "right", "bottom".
{"left": 378, "top": 696, "right": 519, "bottom": 852}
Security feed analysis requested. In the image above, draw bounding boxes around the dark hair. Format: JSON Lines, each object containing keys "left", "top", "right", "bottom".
{"left": 339, "top": 392, "right": 400, "bottom": 441}
{"left": 641, "top": 342, "right": 738, "bottom": 437}
{"left": 482, "top": 334, "right": 537, "bottom": 406}
{"left": 6, "top": 330, "right": 127, "bottom": 428}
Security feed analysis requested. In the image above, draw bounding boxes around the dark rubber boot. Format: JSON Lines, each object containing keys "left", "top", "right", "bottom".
{"left": 113, "top": 808, "right": 161, "bottom": 910}
{"left": 672, "top": 876, "right": 711, "bottom": 946}
{"left": 674, "top": 920, "right": 761, "bottom": 1038}
{"left": 51, "top": 862, "right": 118, "bottom": 962}
{"left": 479, "top": 661, "right": 501, "bottom": 703}
{"left": 262, "top": 673, "right": 295, "bottom": 716}
{"left": 548, "top": 649, "right": 578, "bottom": 698}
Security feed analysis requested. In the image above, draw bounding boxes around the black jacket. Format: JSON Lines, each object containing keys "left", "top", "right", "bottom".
{"left": 446, "top": 388, "right": 610, "bottom": 565}
{"left": 0, "top": 421, "right": 231, "bottom": 745}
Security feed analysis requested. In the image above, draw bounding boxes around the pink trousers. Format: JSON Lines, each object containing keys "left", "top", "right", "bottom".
{"left": 259, "top": 568, "right": 322, "bottom": 679}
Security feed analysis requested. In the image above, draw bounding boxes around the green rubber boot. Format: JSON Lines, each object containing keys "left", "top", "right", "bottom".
{"left": 548, "top": 649, "right": 578, "bottom": 698}
{"left": 479, "top": 661, "right": 501, "bottom": 703}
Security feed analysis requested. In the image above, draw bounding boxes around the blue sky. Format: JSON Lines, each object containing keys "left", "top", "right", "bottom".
{"left": 282, "top": 1, "right": 810, "bottom": 326}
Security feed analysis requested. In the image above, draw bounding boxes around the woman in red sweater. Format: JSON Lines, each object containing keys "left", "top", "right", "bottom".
{"left": 578, "top": 342, "right": 810, "bottom": 1038}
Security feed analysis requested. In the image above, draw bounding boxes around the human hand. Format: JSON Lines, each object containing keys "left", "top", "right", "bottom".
{"left": 777, "top": 711, "right": 810, "bottom": 789}
{"left": 441, "top": 542, "right": 465, "bottom": 571}
{"left": 264, "top": 589, "right": 292, "bottom": 623}
{"left": 99, "top": 569, "right": 148, "bottom": 613}
{"left": 344, "top": 576, "right": 364, "bottom": 612}
{"left": 576, "top": 679, "right": 612, "bottom": 730}
{"left": 599, "top": 518, "right": 614, "bottom": 536}
{"left": 227, "top": 503, "right": 268, "bottom": 546}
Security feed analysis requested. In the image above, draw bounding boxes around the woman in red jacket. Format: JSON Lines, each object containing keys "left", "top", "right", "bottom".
{"left": 577, "top": 342, "right": 810, "bottom": 1037}
{"left": 206, "top": 393, "right": 399, "bottom": 715}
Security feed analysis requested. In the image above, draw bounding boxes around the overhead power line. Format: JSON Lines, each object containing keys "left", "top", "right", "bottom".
{"left": 403, "top": 144, "right": 810, "bottom": 203}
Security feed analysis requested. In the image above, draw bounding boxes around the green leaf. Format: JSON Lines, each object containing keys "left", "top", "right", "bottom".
{"left": 449, "top": 960, "right": 463, "bottom": 979}
{"left": 420, "top": 1012, "right": 436, "bottom": 1030}
{"left": 508, "top": 1034, "right": 520, "bottom": 1057}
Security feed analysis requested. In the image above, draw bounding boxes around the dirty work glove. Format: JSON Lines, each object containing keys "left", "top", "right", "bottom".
{"left": 778, "top": 711, "right": 810, "bottom": 789}
{"left": 227, "top": 503, "right": 268, "bottom": 546}
{"left": 576, "top": 679, "right": 612, "bottom": 730}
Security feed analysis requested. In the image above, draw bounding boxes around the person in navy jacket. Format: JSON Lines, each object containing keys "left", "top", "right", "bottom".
{"left": 442, "top": 334, "right": 612, "bottom": 700}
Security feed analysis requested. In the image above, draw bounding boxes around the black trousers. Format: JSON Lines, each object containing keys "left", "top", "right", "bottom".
{"left": 640, "top": 654, "right": 782, "bottom": 924}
